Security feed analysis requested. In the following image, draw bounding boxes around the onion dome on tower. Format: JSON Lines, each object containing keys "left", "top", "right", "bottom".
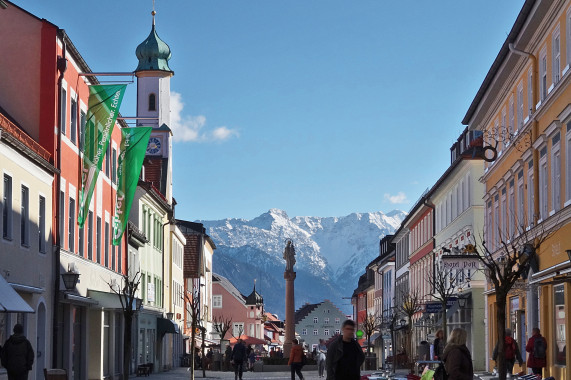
{"left": 135, "top": 10, "right": 173, "bottom": 72}
{"left": 245, "top": 285, "right": 264, "bottom": 306}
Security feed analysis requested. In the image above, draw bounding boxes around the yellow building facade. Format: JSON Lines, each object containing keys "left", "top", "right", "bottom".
{"left": 462, "top": 1, "right": 571, "bottom": 378}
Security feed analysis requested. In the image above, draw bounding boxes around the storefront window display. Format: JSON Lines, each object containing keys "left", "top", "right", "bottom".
{"left": 554, "top": 284, "right": 566, "bottom": 366}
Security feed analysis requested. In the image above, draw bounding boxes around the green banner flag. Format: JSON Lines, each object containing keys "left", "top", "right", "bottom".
{"left": 78, "top": 84, "right": 126, "bottom": 227}
{"left": 112, "top": 127, "right": 152, "bottom": 245}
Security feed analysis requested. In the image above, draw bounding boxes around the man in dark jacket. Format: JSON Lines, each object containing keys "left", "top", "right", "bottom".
{"left": 231, "top": 339, "right": 247, "bottom": 380}
{"left": 325, "top": 320, "right": 365, "bottom": 380}
{"left": 492, "top": 328, "right": 523, "bottom": 375}
{"left": 1, "top": 324, "right": 34, "bottom": 380}
{"left": 526, "top": 328, "right": 547, "bottom": 377}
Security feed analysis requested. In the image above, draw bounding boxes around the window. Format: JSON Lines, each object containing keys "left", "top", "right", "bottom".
{"left": 493, "top": 194, "right": 499, "bottom": 249}
{"left": 552, "top": 133, "right": 561, "bottom": 213}
{"left": 554, "top": 284, "right": 566, "bottom": 366}
{"left": 148, "top": 93, "right": 156, "bottom": 111}
{"left": 60, "top": 87, "right": 67, "bottom": 135}
{"left": 59, "top": 191, "right": 65, "bottom": 246}
{"left": 313, "top": 329, "right": 319, "bottom": 336}
{"left": 502, "top": 109, "right": 507, "bottom": 141}
{"left": 87, "top": 211, "right": 93, "bottom": 260}
{"left": 335, "top": 329, "right": 340, "bottom": 335}
{"left": 70, "top": 98, "right": 77, "bottom": 144}
{"left": 553, "top": 30, "right": 561, "bottom": 84}
{"left": 500, "top": 188, "right": 506, "bottom": 238}
{"left": 527, "top": 161, "right": 534, "bottom": 226}
{"left": 335, "top": 318, "right": 340, "bottom": 324}
{"left": 486, "top": 200, "right": 492, "bottom": 251}
{"left": 517, "top": 170, "right": 525, "bottom": 226}
{"left": 20, "top": 185, "right": 29, "bottom": 246}
{"left": 324, "top": 318, "right": 329, "bottom": 324}
{"left": 105, "top": 145, "right": 110, "bottom": 177}
{"left": 517, "top": 85, "right": 523, "bottom": 130}
{"left": 509, "top": 98, "right": 515, "bottom": 135}
{"left": 539, "top": 147, "right": 548, "bottom": 220}
{"left": 213, "top": 295, "right": 222, "bottom": 308}
{"left": 112, "top": 242, "right": 116, "bottom": 270}
{"left": 527, "top": 69, "right": 533, "bottom": 117}
{"left": 3, "top": 174, "right": 13, "bottom": 239}
{"left": 79, "top": 221, "right": 84, "bottom": 258}
{"left": 302, "top": 329, "right": 307, "bottom": 335}
{"left": 508, "top": 180, "right": 515, "bottom": 238}
{"left": 313, "top": 317, "right": 318, "bottom": 323}
{"left": 39, "top": 196, "right": 46, "bottom": 253}
{"left": 112, "top": 148, "right": 117, "bottom": 184}
{"left": 97, "top": 216, "right": 101, "bottom": 263}
{"left": 79, "top": 110, "right": 86, "bottom": 151}
{"left": 105, "top": 221, "right": 110, "bottom": 267}
{"left": 540, "top": 51, "right": 547, "bottom": 101}
{"left": 324, "top": 329, "right": 330, "bottom": 336}
{"left": 68, "top": 198, "right": 75, "bottom": 252}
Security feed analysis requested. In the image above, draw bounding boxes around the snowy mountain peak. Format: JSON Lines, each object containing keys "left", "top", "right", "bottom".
{"left": 200, "top": 209, "right": 406, "bottom": 316}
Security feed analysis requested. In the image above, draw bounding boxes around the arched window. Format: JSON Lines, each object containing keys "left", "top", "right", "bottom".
{"left": 148, "top": 93, "right": 156, "bottom": 111}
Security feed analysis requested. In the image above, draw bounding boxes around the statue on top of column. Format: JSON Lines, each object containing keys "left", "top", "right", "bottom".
{"left": 283, "top": 240, "right": 296, "bottom": 273}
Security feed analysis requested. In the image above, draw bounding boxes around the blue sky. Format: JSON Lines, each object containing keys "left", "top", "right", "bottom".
{"left": 20, "top": 1, "right": 524, "bottom": 221}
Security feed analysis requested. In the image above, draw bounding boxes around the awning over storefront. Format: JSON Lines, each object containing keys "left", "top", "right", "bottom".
{"left": 87, "top": 289, "right": 139, "bottom": 310}
{"left": 0, "top": 276, "right": 33, "bottom": 313}
{"left": 157, "top": 317, "right": 179, "bottom": 336}
{"left": 370, "top": 332, "right": 383, "bottom": 342}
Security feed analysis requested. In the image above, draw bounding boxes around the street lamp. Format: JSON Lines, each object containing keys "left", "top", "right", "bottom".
{"left": 61, "top": 269, "right": 80, "bottom": 291}
{"left": 457, "top": 297, "right": 467, "bottom": 308}
{"left": 399, "top": 319, "right": 406, "bottom": 327}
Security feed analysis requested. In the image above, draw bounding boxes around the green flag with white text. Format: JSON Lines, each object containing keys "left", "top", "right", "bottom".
{"left": 78, "top": 84, "right": 126, "bottom": 227}
{"left": 112, "top": 127, "right": 152, "bottom": 245}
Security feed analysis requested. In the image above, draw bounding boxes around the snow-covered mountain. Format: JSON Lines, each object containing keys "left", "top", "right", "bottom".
{"left": 200, "top": 209, "right": 406, "bottom": 317}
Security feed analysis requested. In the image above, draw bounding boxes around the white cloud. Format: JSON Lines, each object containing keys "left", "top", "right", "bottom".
{"left": 170, "top": 91, "right": 239, "bottom": 142}
{"left": 384, "top": 192, "right": 408, "bottom": 204}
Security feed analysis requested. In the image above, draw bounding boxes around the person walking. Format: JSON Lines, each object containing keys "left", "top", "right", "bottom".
{"left": 231, "top": 339, "right": 247, "bottom": 380}
{"left": 316, "top": 339, "right": 327, "bottom": 378}
{"left": 441, "top": 328, "right": 473, "bottom": 380}
{"left": 433, "top": 329, "right": 445, "bottom": 360}
{"left": 0, "top": 324, "right": 34, "bottom": 380}
{"left": 224, "top": 344, "right": 232, "bottom": 371}
{"left": 325, "top": 319, "right": 365, "bottom": 380}
{"left": 288, "top": 339, "right": 305, "bottom": 380}
{"left": 492, "top": 328, "right": 523, "bottom": 375}
{"left": 526, "top": 327, "right": 547, "bottom": 377}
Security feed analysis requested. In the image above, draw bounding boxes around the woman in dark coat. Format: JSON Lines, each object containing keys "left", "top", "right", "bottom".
{"left": 441, "top": 328, "right": 473, "bottom": 380}
{"left": 433, "top": 329, "right": 445, "bottom": 360}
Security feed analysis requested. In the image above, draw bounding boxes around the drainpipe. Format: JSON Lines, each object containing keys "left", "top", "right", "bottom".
{"left": 52, "top": 30, "right": 67, "bottom": 368}
{"left": 508, "top": 41, "right": 540, "bottom": 344}
{"left": 508, "top": 43, "right": 539, "bottom": 225}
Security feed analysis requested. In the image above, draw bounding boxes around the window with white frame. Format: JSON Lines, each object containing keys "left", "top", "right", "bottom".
{"left": 486, "top": 200, "right": 492, "bottom": 251}
{"left": 68, "top": 197, "right": 75, "bottom": 252}
{"left": 553, "top": 29, "right": 561, "bottom": 84}
{"left": 551, "top": 132, "right": 561, "bottom": 213}
{"left": 335, "top": 329, "right": 340, "bottom": 335}
{"left": 70, "top": 97, "right": 77, "bottom": 145}
{"left": 20, "top": 185, "right": 29, "bottom": 246}
{"left": 325, "top": 317, "right": 329, "bottom": 324}
{"left": 493, "top": 194, "right": 499, "bottom": 249}
{"left": 335, "top": 318, "right": 340, "bottom": 323}
{"left": 60, "top": 87, "right": 67, "bottom": 135}
{"left": 233, "top": 323, "right": 244, "bottom": 337}
{"left": 324, "top": 329, "right": 330, "bottom": 336}
{"left": 539, "top": 147, "right": 548, "bottom": 220}
{"left": 502, "top": 110, "right": 507, "bottom": 147}
{"left": 540, "top": 50, "right": 547, "bottom": 101}
{"left": 302, "top": 329, "right": 307, "bottom": 335}
{"left": 517, "top": 84, "right": 523, "bottom": 130}
{"left": 501, "top": 188, "right": 507, "bottom": 238}
{"left": 527, "top": 161, "right": 534, "bottom": 226}
{"left": 3, "top": 174, "right": 13, "bottom": 240}
{"left": 566, "top": 122, "right": 571, "bottom": 203}
{"left": 39, "top": 195, "right": 46, "bottom": 253}
{"left": 313, "top": 329, "right": 319, "bottom": 335}
{"left": 457, "top": 184, "right": 462, "bottom": 216}
{"left": 313, "top": 317, "right": 318, "bottom": 323}
{"left": 517, "top": 170, "right": 525, "bottom": 227}
{"left": 508, "top": 180, "right": 515, "bottom": 238}
{"left": 527, "top": 69, "right": 533, "bottom": 117}
{"left": 509, "top": 98, "right": 515, "bottom": 136}
{"left": 466, "top": 172, "right": 471, "bottom": 208}
{"left": 213, "top": 295, "right": 222, "bottom": 308}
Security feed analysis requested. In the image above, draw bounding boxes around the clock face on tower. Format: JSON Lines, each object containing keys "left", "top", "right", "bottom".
{"left": 147, "top": 136, "right": 162, "bottom": 155}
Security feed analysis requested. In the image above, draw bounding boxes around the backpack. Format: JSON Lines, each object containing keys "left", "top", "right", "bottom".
{"left": 504, "top": 337, "right": 515, "bottom": 360}
{"left": 533, "top": 336, "right": 546, "bottom": 359}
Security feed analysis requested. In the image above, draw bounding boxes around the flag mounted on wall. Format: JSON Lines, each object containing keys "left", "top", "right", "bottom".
{"left": 78, "top": 84, "right": 126, "bottom": 227}
{"left": 112, "top": 127, "right": 152, "bottom": 245}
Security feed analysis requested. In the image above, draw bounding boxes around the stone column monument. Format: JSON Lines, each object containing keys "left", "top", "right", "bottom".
{"left": 283, "top": 239, "right": 296, "bottom": 358}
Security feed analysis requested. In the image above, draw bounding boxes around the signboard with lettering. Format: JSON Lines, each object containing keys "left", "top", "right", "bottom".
{"left": 440, "top": 255, "right": 481, "bottom": 270}
{"left": 424, "top": 298, "right": 457, "bottom": 313}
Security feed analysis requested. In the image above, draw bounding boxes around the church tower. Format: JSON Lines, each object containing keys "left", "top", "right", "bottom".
{"left": 135, "top": 9, "right": 174, "bottom": 203}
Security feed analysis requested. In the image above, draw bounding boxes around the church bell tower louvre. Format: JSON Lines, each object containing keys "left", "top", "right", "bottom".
{"left": 135, "top": 7, "right": 174, "bottom": 203}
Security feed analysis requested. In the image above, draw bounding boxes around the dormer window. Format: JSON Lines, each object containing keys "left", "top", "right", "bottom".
{"left": 148, "top": 93, "right": 156, "bottom": 111}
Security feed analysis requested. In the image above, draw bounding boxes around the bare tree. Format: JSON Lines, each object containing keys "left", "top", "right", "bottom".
{"left": 230, "top": 323, "right": 245, "bottom": 339}
{"left": 185, "top": 289, "right": 202, "bottom": 379}
{"left": 470, "top": 220, "right": 555, "bottom": 380}
{"left": 427, "top": 260, "right": 463, "bottom": 342}
{"left": 361, "top": 312, "right": 383, "bottom": 354}
{"left": 108, "top": 271, "right": 141, "bottom": 380}
{"left": 397, "top": 289, "right": 423, "bottom": 371}
{"left": 212, "top": 314, "right": 233, "bottom": 341}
